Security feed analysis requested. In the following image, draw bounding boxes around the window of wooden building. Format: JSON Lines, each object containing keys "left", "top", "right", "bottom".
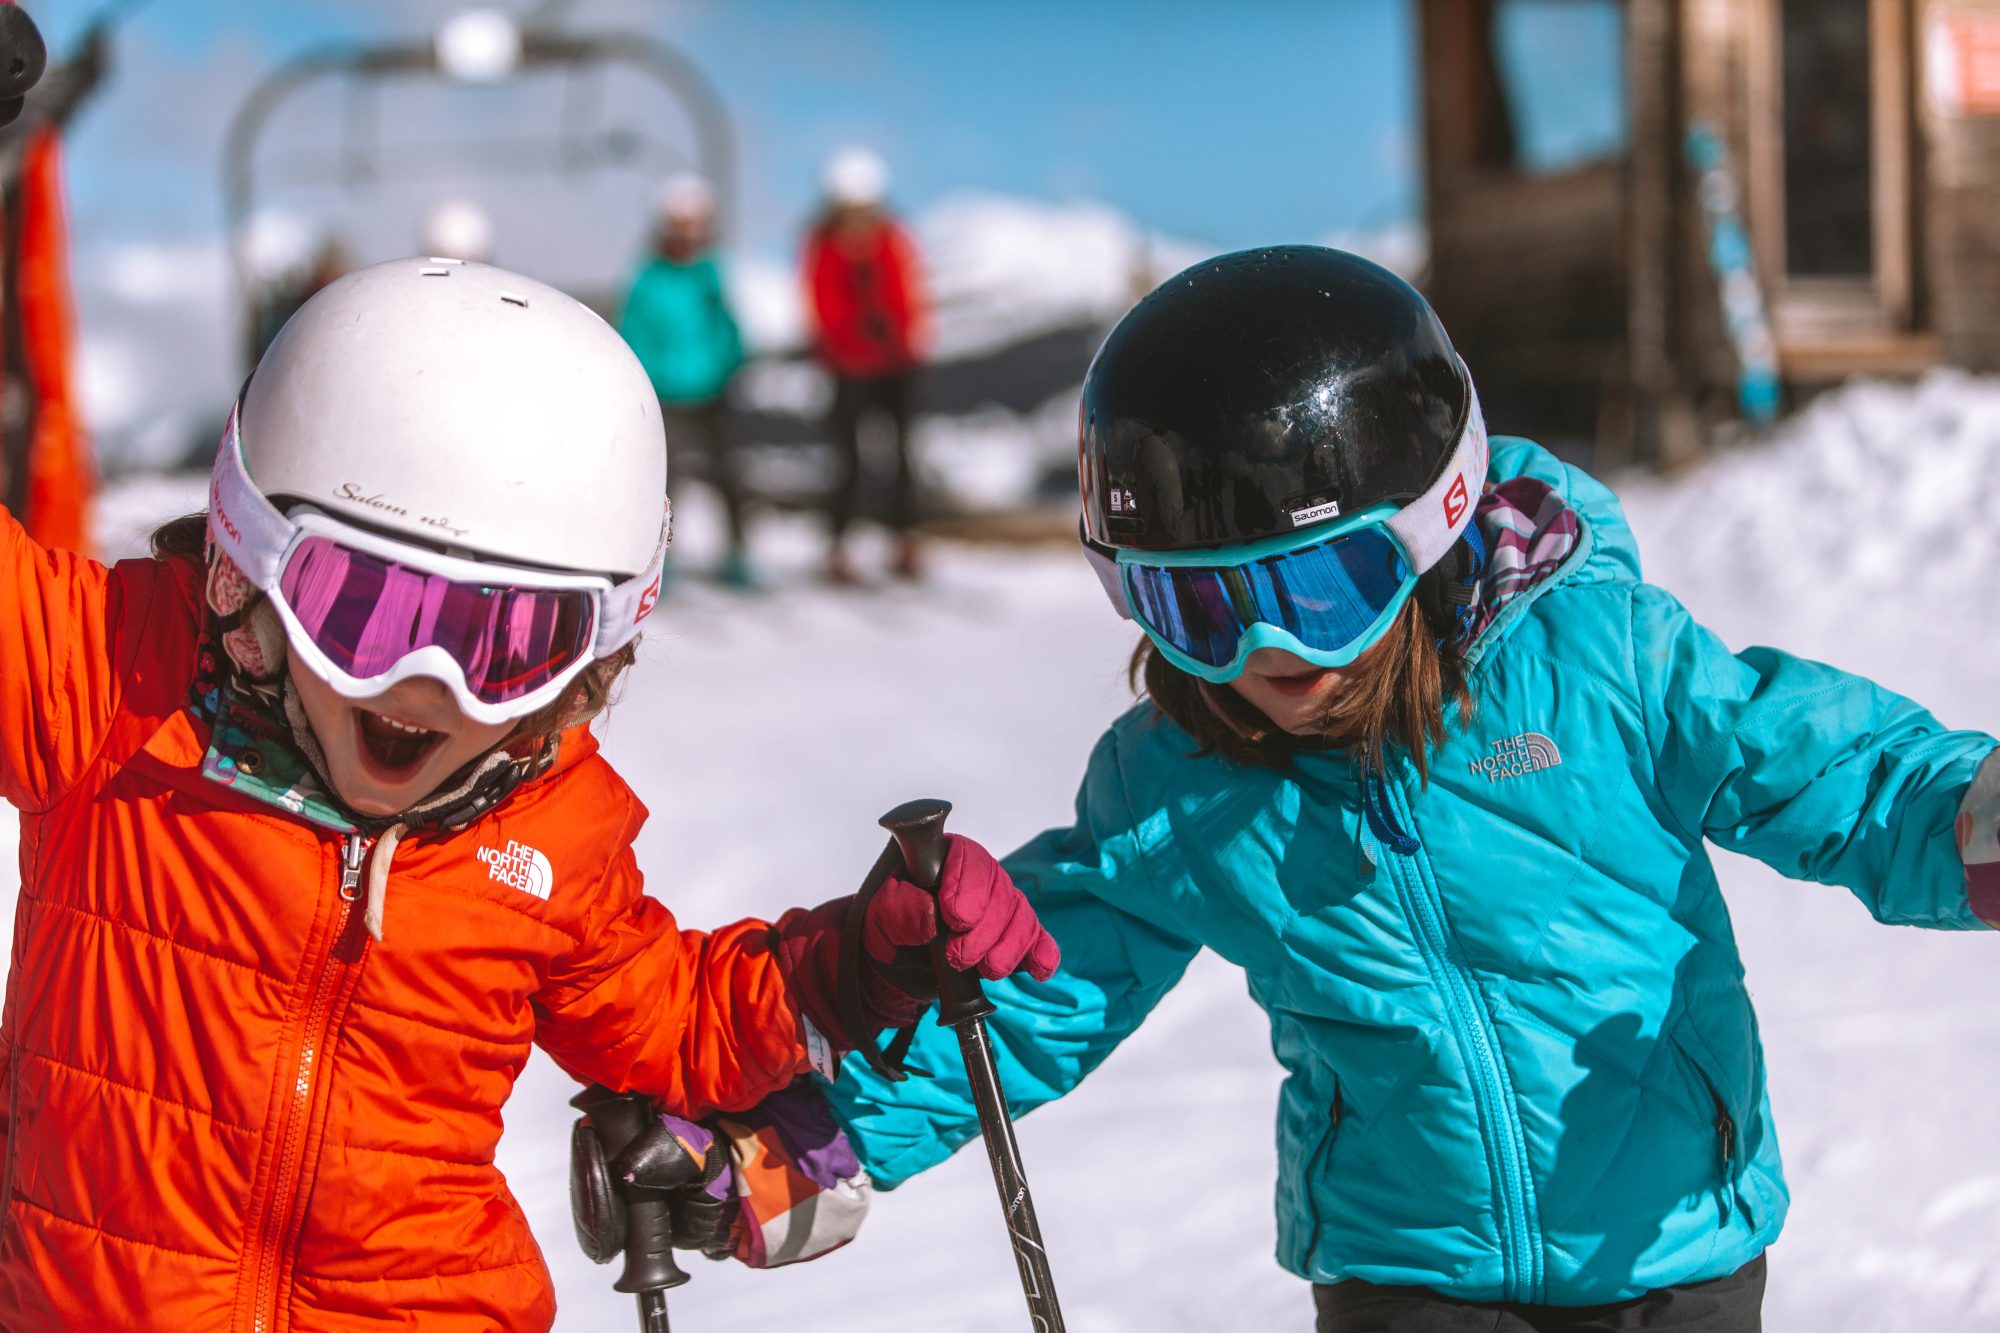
{"left": 1493, "top": 0, "right": 1628, "bottom": 173}
{"left": 1747, "top": 0, "right": 1925, "bottom": 372}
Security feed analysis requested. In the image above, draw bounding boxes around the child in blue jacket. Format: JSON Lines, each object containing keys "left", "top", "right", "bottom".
{"left": 619, "top": 174, "right": 755, "bottom": 587}
{"left": 822, "top": 247, "right": 2000, "bottom": 1331}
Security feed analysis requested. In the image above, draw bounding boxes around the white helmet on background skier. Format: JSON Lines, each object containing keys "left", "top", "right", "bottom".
{"left": 421, "top": 199, "right": 495, "bottom": 263}
{"left": 822, "top": 146, "right": 888, "bottom": 209}
{"left": 208, "top": 257, "right": 670, "bottom": 725}
{"left": 656, "top": 172, "right": 716, "bottom": 225}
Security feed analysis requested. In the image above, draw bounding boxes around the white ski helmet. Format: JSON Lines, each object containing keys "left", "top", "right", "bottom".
{"left": 233, "top": 256, "right": 667, "bottom": 581}
{"left": 420, "top": 199, "right": 495, "bottom": 263}
{"left": 656, "top": 172, "right": 716, "bottom": 224}
{"left": 822, "top": 146, "right": 888, "bottom": 208}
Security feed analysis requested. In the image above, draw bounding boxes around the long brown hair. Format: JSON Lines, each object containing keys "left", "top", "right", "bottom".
{"left": 1131, "top": 598, "right": 1473, "bottom": 780}
{"left": 150, "top": 511, "right": 638, "bottom": 742}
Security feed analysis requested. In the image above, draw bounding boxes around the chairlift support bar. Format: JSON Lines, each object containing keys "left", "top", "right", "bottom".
{"left": 220, "top": 28, "right": 734, "bottom": 301}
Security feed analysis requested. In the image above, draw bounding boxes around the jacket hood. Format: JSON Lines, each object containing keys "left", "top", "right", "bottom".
{"left": 1457, "top": 437, "right": 1642, "bottom": 671}
{"left": 1487, "top": 435, "right": 1642, "bottom": 585}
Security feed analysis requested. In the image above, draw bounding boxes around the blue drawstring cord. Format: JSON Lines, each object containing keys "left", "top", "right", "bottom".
{"left": 1362, "top": 755, "right": 1420, "bottom": 856}
{"left": 1434, "top": 520, "right": 1488, "bottom": 652}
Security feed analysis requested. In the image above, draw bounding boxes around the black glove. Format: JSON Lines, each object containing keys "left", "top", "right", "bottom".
{"left": 618, "top": 1115, "right": 738, "bottom": 1261}
{"left": 568, "top": 1087, "right": 737, "bottom": 1274}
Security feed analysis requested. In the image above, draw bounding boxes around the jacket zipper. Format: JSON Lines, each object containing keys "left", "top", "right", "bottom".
{"left": 1377, "top": 778, "right": 1543, "bottom": 1303}
{"left": 1298, "top": 1083, "right": 1343, "bottom": 1270}
{"left": 247, "top": 832, "right": 367, "bottom": 1333}
{"left": 1671, "top": 1035, "right": 1738, "bottom": 1226}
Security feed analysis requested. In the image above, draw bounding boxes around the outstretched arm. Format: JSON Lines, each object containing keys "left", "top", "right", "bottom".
{"left": 0, "top": 503, "right": 188, "bottom": 812}
{"left": 534, "top": 841, "right": 816, "bottom": 1119}
{"left": 823, "top": 729, "right": 1205, "bottom": 1186}
{"left": 1633, "top": 582, "right": 1998, "bottom": 928}
{"left": 536, "top": 816, "right": 1059, "bottom": 1119}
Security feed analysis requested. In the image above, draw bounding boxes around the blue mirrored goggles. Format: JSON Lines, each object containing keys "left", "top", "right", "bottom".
{"left": 1116, "top": 508, "right": 1418, "bottom": 684}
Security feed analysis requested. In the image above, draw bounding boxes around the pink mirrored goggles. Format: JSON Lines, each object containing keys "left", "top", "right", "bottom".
{"left": 207, "top": 409, "right": 668, "bottom": 724}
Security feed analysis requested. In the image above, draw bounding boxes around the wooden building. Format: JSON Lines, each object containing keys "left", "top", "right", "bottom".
{"left": 1420, "top": 0, "right": 2000, "bottom": 464}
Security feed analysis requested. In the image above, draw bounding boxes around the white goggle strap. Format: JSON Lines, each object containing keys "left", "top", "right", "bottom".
{"left": 594, "top": 499, "right": 672, "bottom": 656}
{"left": 1382, "top": 384, "right": 1489, "bottom": 576}
{"left": 207, "top": 405, "right": 300, "bottom": 590}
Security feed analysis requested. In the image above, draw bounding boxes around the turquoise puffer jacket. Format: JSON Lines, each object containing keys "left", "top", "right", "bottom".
{"left": 618, "top": 253, "right": 744, "bottom": 406}
{"left": 825, "top": 438, "right": 1997, "bottom": 1305}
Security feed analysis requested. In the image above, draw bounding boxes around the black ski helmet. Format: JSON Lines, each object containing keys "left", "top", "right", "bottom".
{"left": 1080, "top": 245, "right": 1483, "bottom": 567}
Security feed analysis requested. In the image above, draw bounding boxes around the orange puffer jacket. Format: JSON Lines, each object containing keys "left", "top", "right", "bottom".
{"left": 0, "top": 510, "right": 814, "bottom": 1330}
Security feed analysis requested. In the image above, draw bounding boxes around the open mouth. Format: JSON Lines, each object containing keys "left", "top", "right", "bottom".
{"left": 354, "top": 708, "right": 446, "bottom": 778}
{"left": 1257, "top": 668, "right": 1333, "bottom": 698}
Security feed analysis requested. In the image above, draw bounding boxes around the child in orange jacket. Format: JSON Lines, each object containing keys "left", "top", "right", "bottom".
{"left": 0, "top": 258, "right": 1054, "bottom": 1331}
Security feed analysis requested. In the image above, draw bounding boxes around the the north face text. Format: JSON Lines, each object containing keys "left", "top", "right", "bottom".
{"left": 1470, "top": 732, "right": 1563, "bottom": 783}
{"left": 475, "top": 839, "right": 553, "bottom": 900}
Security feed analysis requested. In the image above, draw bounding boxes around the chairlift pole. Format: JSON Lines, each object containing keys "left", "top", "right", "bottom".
{"left": 220, "top": 26, "right": 735, "bottom": 366}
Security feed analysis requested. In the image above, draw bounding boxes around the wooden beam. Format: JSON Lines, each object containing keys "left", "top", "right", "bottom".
{"left": 1419, "top": 0, "right": 1517, "bottom": 200}
{"left": 1871, "top": 0, "right": 1915, "bottom": 327}
{"left": 1628, "top": 0, "right": 1696, "bottom": 465}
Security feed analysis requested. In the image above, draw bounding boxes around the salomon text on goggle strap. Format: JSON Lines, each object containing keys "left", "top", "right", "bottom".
{"left": 207, "top": 406, "right": 669, "bottom": 724}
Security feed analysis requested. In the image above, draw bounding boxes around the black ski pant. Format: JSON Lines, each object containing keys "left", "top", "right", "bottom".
{"left": 824, "top": 370, "right": 917, "bottom": 539}
{"left": 1314, "top": 1254, "right": 1765, "bottom": 1333}
{"left": 662, "top": 397, "right": 749, "bottom": 554}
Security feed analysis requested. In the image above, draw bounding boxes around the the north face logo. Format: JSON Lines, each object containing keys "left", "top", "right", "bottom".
{"left": 1470, "top": 732, "right": 1562, "bottom": 782}
{"left": 476, "top": 839, "right": 553, "bottom": 900}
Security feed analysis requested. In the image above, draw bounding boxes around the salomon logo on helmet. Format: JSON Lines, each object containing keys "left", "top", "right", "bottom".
{"left": 1443, "top": 474, "right": 1470, "bottom": 527}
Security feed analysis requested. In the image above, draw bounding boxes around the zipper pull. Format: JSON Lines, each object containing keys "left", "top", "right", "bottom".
{"left": 339, "top": 833, "right": 366, "bottom": 902}
{"left": 1362, "top": 769, "right": 1420, "bottom": 857}
{"left": 1714, "top": 1104, "right": 1736, "bottom": 1223}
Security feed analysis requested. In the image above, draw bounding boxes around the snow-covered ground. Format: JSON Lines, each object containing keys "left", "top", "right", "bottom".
{"left": 12, "top": 370, "right": 2000, "bottom": 1330}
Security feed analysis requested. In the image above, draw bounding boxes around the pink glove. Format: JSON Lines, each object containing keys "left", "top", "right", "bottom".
{"left": 773, "top": 835, "right": 1060, "bottom": 1054}
{"left": 863, "top": 835, "right": 1060, "bottom": 983}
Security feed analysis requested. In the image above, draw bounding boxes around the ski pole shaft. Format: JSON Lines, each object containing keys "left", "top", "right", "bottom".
{"left": 636, "top": 1290, "right": 670, "bottom": 1332}
{"left": 880, "top": 799, "right": 1066, "bottom": 1333}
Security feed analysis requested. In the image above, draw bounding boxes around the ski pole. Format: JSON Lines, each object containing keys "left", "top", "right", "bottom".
{"left": 570, "top": 1085, "right": 689, "bottom": 1333}
{"left": 879, "top": 798, "right": 1067, "bottom": 1333}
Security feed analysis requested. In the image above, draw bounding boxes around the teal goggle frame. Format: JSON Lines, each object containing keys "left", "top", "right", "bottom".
{"left": 1094, "top": 504, "right": 1419, "bottom": 684}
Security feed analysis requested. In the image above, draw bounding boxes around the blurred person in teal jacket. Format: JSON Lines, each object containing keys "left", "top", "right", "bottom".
{"left": 619, "top": 174, "right": 754, "bottom": 588}
{"left": 821, "top": 248, "right": 2000, "bottom": 1331}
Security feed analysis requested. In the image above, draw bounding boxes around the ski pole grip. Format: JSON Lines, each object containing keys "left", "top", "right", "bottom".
{"left": 880, "top": 798, "right": 996, "bottom": 1029}
{"left": 613, "top": 1199, "right": 685, "bottom": 1299}
{"left": 573, "top": 1087, "right": 690, "bottom": 1302}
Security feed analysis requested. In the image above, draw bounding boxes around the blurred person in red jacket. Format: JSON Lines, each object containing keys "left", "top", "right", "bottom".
{"left": 802, "top": 147, "right": 930, "bottom": 584}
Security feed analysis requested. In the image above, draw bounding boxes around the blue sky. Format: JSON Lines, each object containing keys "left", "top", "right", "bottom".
{"left": 41, "top": 0, "right": 1425, "bottom": 266}
{"left": 34, "top": 0, "right": 1623, "bottom": 268}
{"left": 34, "top": 0, "right": 1626, "bottom": 455}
